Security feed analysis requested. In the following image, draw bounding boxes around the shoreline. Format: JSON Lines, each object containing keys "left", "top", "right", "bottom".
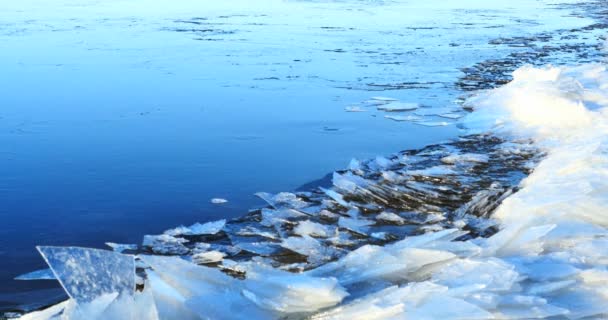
{"left": 5, "top": 1, "right": 608, "bottom": 319}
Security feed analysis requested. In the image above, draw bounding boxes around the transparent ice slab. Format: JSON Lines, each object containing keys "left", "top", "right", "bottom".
{"left": 36, "top": 246, "right": 135, "bottom": 304}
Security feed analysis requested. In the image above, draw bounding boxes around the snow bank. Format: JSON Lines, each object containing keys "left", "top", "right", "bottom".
{"left": 18, "top": 64, "right": 608, "bottom": 319}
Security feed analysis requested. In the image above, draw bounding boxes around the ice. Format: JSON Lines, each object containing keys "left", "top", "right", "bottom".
{"left": 415, "top": 107, "right": 460, "bottom": 116}
{"left": 105, "top": 242, "right": 138, "bottom": 253}
{"left": 191, "top": 250, "right": 225, "bottom": 264}
{"left": 15, "top": 268, "right": 56, "bottom": 281}
{"left": 415, "top": 121, "right": 451, "bottom": 127}
{"left": 408, "top": 165, "right": 456, "bottom": 176}
{"left": 375, "top": 212, "right": 406, "bottom": 225}
{"left": 255, "top": 192, "right": 309, "bottom": 209}
{"left": 140, "top": 255, "right": 347, "bottom": 318}
{"left": 338, "top": 217, "right": 374, "bottom": 235}
{"left": 438, "top": 113, "right": 465, "bottom": 119}
{"left": 441, "top": 153, "right": 489, "bottom": 164}
{"left": 370, "top": 96, "right": 398, "bottom": 102}
{"left": 210, "top": 198, "right": 228, "bottom": 204}
{"left": 142, "top": 234, "right": 190, "bottom": 255}
{"left": 260, "top": 208, "right": 308, "bottom": 227}
{"left": 18, "top": 301, "right": 69, "bottom": 320}
{"left": 294, "top": 220, "right": 335, "bottom": 238}
{"left": 281, "top": 235, "right": 339, "bottom": 264}
{"left": 234, "top": 242, "right": 281, "bottom": 256}
{"left": 164, "top": 219, "right": 226, "bottom": 236}
{"left": 344, "top": 106, "right": 366, "bottom": 112}
{"left": 384, "top": 115, "right": 422, "bottom": 122}
{"left": 37, "top": 246, "right": 135, "bottom": 304}
{"left": 19, "top": 61, "right": 608, "bottom": 320}
{"left": 242, "top": 263, "right": 348, "bottom": 313}
{"left": 376, "top": 102, "right": 419, "bottom": 112}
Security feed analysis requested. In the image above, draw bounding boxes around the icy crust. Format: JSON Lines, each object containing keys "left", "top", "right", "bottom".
{"left": 18, "top": 64, "right": 608, "bottom": 319}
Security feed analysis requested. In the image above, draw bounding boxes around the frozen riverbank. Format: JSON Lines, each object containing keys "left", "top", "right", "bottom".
{"left": 3, "top": 0, "right": 608, "bottom": 318}
{"left": 17, "top": 61, "right": 608, "bottom": 320}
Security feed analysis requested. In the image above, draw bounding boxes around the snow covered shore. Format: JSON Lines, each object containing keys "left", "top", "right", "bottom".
{"left": 17, "top": 62, "right": 608, "bottom": 319}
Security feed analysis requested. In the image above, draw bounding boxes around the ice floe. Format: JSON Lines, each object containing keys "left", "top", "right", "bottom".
{"left": 210, "top": 198, "right": 228, "bottom": 204}
{"left": 376, "top": 102, "right": 419, "bottom": 112}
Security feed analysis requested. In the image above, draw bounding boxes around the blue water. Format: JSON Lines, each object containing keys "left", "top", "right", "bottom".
{"left": 0, "top": 0, "right": 591, "bottom": 307}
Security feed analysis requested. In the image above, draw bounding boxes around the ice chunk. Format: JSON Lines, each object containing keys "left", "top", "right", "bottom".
{"left": 320, "top": 188, "right": 350, "bottom": 208}
{"left": 441, "top": 153, "right": 489, "bottom": 164}
{"left": 235, "top": 242, "right": 281, "bottom": 256}
{"left": 105, "top": 242, "right": 138, "bottom": 253}
{"left": 384, "top": 115, "right": 422, "bottom": 122}
{"left": 281, "top": 235, "right": 338, "bottom": 264}
{"left": 260, "top": 208, "right": 307, "bottom": 227}
{"left": 192, "top": 250, "right": 225, "bottom": 264}
{"left": 375, "top": 212, "right": 406, "bottom": 225}
{"left": 36, "top": 246, "right": 135, "bottom": 304}
{"left": 255, "top": 192, "right": 309, "bottom": 209}
{"left": 142, "top": 234, "right": 190, "bottom": 255}
{"left": 437, "top": 113, "right": 465, "bottom": 119}
{"left": 433, "top": 258, "right": 519, "bottom": 292}
{"left": 408, "top": 165, "right": 456, "bottom": 176}
{"left": 15, "top": 268, "right": 56, "bottom": 281}
{"left": 344, "top": 106, "right": 366, "bottom": 112}
{"left": 294, "top": 220, "right": 335, "bottom": 238}
{"left": 338, "top": 217, "right": 374, "bottom": 235}
{"left": 370, "top": 96, "right": 398, "bottom": 102}
{"left": 243, "top": 263, "right": 348, "bottom": 313}
{"left": 415, "top": 121, "right": 451, "bottom": 127}
{"left": 414, "top": 107, "right": 459, "bottom": 116}
{"left": 377, "top": 102, "right": 419, "bottom": 112}
{"left": 164, "top": 219, "right": 226, "bottom": 236}
{"left": 17, "top": 300, "right": 69, "bottom": 320}
{"left": 211, "top": 198, "right": 228, "bottom": 204}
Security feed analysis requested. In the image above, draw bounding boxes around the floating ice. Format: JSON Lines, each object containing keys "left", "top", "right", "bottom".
{"left": 344, "top": 106, "right": 366, "bottom": 112}
{"left": 210, "top": 198, "right": 228, "bottom": 204}
{"left": 368, "top": 96, "right": 398, "bottom": 104}
{"left": 415, "top": 121, "right": 451, "bottom": 127}
{"left": 414, "top": 107, "right": 460, "bottom": 116}
{"left": 377, "top": 102, "right": 419, "bottom": 112}
{"left": 438, "top": 113, "right": 465, "bottom": 119}
{"left": 384, "top": 115, "right": 422, "bottom": 122}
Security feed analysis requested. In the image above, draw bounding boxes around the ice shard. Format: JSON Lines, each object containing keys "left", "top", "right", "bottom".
{"left": 36, "top": 246, "right": 135, "bottom": 304}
